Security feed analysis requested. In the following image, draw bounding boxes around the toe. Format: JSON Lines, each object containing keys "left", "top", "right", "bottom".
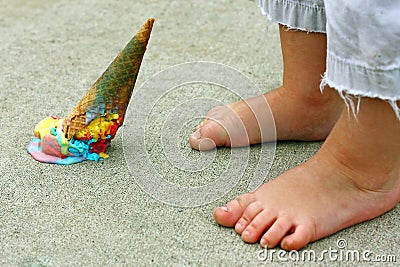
{"left": 241, "top": 209, "right": 277, "bottom": 243}
{"left": 280, "top": 224, "right": 313, "bottom": 251}
{"left": 189, "top": 129, "right": 203, "bottom": 150}
{"left": 189, "top": 132, "right": 217, "bottom": 151}
{"left": 189, "top": 120, "right": 228, "bottom": 151}
{"left": 260, "top": 216, "right": 294, "bottom": 248}
{"left": 214, "top": 193, "right": 255, "bottom": 227}
{"left": 234, "top": 202, "right": 264, "bottom": 235}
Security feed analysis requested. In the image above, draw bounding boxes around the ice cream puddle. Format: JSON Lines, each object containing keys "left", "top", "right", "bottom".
{"left": 27, "top": 18, "right": 154, "bottom": 164}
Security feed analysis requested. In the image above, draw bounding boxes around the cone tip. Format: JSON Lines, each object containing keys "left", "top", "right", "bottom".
{"left": 145, "top": 18, "right": 155, "bottom": 30}
{"left": 137, "top": 18, "right": 155, "bottom": 41}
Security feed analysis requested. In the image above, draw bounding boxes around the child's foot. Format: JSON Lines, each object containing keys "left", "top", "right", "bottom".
{"left": 189, "top": 85, "right": 343, "bottom": 150}
{"left": 213, "top": 98, "right": 400, "bottom": 250}
{"left": 190, "top": 26, "right": 344, "bottom": 150}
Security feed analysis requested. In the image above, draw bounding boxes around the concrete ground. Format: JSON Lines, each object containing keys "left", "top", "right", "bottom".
{"left": 0, "top": 0, "right": 398, "bottom": 266}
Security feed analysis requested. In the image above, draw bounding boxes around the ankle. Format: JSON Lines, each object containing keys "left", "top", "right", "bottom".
{"left": 322, "top": 98, "right": 400, "bottom": 191}
{"left": 321, "top": 144, "right": 398, "bottom": 193}
{"left": 278, "top": 82, "right": 339, "bottom": 106}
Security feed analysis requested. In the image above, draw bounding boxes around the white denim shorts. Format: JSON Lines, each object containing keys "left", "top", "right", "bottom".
{"left": 259, "top": 0, "right": 400, "bottom": 119}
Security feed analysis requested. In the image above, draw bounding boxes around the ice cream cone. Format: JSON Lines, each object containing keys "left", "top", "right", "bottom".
{"left": 62, "top": 18, "right": 155, "bottom": 139}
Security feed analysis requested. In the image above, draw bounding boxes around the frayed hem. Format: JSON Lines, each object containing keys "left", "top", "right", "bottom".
{"left": 259, "top": 0, "right": 326, "bottom": 33}
{"left": 388, "top": 101, "right": 400, "bottom": 121}
{"left": 264, "top": 15, "right": 325, "bottom": 34}
{"left": 320, "top": 73, "right": 400, "bottom": 121}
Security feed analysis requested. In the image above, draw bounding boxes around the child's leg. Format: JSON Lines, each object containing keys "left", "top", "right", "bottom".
{"left": 213, "top": 0, "right": 400, "bottom": 250}
{"left": 214, "top": 97, "right": 400, "bottom": 250}
{"left": 189, "top": 25, "right": 343, "bottom": 150}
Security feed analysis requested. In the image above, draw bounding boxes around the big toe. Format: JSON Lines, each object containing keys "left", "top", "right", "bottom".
{"left": 214, "top": 194, "right": 255, "bottom": 227}
{"left": 189, "top": 120, "right": 228, "bottom": 151}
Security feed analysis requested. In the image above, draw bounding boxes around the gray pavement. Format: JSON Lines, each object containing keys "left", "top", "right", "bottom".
{"left": 0, "top": 0, "right": 398, "bottom": 266}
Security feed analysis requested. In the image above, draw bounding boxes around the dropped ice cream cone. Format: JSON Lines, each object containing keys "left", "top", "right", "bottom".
{"left": 63, "top": 18, "right": 155, "bottom": 139}
{"left": 27, "top": 18, "right": 155, "bottom": 164}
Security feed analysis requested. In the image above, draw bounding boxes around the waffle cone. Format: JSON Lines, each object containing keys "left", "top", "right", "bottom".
{"left": 62, "top": 18, "right": 155, "bottom": 139}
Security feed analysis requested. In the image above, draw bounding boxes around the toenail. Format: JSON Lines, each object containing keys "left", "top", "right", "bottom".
{"left": 260, "top": 239, "right": 268, "bottom": 248}
{"left": 191, "top": 130, "right": 201, "bottom": 139}
{"left": 243, "top": 229, "right": 250, "bottom": 237}
{"left": 220, "top": 206, "right": 229, "bottom": 212}
{"left": 236, "top": 222, "right": 243, "bottom": 231}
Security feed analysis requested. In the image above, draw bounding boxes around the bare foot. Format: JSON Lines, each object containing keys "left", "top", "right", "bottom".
{"left": 190, "top": 25, "right": 344, "bottom": 151}
{"left": 189, "top": 85, "right": 343, "bottom": 150}
{"left": 214, "top": 98, "right": 400, "bottom": 250}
